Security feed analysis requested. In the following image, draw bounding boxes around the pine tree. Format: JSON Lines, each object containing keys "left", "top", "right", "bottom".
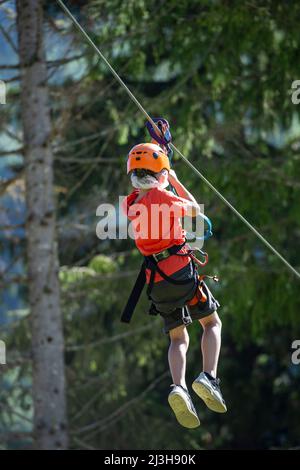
{"left": 16, "top": 0, "right": 68, "bottom": 449}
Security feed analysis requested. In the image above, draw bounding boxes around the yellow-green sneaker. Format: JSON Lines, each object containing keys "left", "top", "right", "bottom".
{"left": 192, "top": 372, "right": 227, "bottom": 413}
{"left": 168, "top": 384, "right": 200, "bottom": 428}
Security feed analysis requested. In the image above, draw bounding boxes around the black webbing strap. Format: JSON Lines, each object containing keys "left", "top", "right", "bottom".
{"left": 120, "top": 242, "right": 196, "bottom": 324}
{"left": 120, "top": 261, "right": 146, "bottom": 323}
{"left": 146, "top": 258, "right": 196, "bottom": 299}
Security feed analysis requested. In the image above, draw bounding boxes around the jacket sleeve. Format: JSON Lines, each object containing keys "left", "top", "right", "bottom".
{"left": 159, "top": 189, "right": 189, "bottom": 218}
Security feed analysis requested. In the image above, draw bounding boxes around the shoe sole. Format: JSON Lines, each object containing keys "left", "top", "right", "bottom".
{"left": 192, "top": 381, "right": 227, "bottom": 413}
{"left": 168, "top": 392, "right": 200, "bottom": 429}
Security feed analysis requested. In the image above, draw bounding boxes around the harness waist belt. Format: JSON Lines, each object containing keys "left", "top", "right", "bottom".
{"left": 121, "top": 242, "right": 190, "bottom": 323}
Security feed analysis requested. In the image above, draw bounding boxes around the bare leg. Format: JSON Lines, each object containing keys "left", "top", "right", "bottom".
{"left": 168, "top": 325, "right": 189, "bottom": 388}
{"left": 199, "top": 312, "right": 222, "bottom": 378}
{"left": 192, "top": 312, "right": 226, "bottom": 413}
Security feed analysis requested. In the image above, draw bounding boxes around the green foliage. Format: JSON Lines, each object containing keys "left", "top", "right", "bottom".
{"left": 88, "top": 254, "right": 117, "bottom": 273}
{"left": 3, "top": 0, "right": 300, "bottom": 450}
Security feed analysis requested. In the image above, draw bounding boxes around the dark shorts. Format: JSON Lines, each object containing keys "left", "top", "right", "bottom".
{"left": 149, "top": 262, "right": 220, "bottom": 334}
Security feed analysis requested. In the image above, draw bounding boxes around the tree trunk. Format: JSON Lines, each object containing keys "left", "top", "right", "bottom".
{"left": 16, "top": 0, "right": 68, "bottom": 450}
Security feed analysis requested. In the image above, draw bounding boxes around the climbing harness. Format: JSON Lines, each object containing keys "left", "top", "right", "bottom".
{"left": 120, "top": 242, "right": 210, "bottom": 324}
{"left": 57, "top": 0, "right": 300, "bottom": 281}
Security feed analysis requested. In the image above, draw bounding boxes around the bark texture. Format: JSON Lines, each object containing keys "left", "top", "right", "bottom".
{"left": 16, "top": 0, "right": 68, "bottom": 450}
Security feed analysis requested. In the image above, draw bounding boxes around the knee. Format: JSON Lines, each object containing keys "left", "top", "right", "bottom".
{"left": 170, "top": 327, "right": 189, "bottom": 347}
{"left": 202, "top": 312, "right": 222, "bottom": 330}
{"left": 214, "top": 314, "right": 222, "bottom": 329}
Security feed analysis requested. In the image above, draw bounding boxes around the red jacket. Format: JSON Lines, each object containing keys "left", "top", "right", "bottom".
{"left": 122, "top": 187, "right": 191, "bottom": 283}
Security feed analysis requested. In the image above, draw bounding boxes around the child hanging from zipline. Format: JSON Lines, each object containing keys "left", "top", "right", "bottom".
{"left": 121, "top": 120, "right": 227, "bottom": 428}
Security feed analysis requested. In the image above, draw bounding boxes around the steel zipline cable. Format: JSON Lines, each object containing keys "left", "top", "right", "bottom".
{"left": 56, "top": 0, "right": 300, "bottom": 280}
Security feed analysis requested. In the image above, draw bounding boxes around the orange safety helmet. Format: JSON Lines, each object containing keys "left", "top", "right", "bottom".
{"left": 127, "top": 143, "right": 170, "bottom": 174}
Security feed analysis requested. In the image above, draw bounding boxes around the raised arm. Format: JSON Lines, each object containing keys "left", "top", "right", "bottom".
{"left": 168, "top": 169, "right": 200, "bottom": 217}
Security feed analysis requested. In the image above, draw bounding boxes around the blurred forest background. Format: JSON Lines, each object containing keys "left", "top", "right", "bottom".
{"left": 0, "top": 0, "right": 300, "bottom": 450}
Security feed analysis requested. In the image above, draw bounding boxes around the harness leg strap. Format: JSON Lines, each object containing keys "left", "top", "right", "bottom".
{"left": 120, "top": 262, "right": 146, "bottom": 323}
